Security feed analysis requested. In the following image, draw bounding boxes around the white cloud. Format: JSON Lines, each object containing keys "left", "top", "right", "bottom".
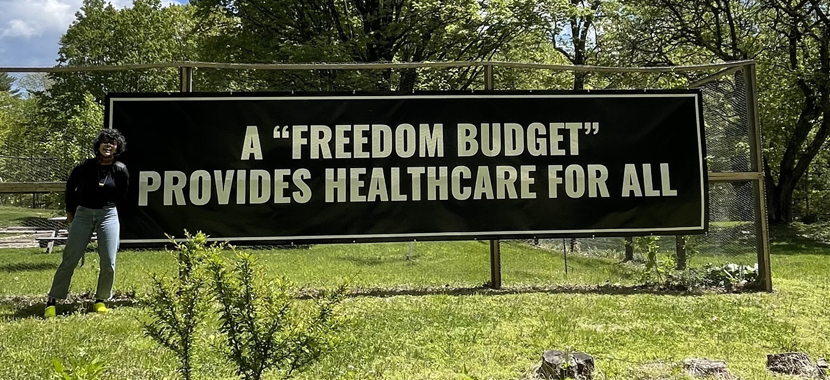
{"left": 2, "top": 20, "right": 38, "bottom": 38}
{"left": 0, "top": 0, "right": 82, "bottom": 66}
{"left": 0, "top": 0, "right": 76, "bottom": 38}
{"left": 0, "top": 0, "right": 184, "bottom": 67}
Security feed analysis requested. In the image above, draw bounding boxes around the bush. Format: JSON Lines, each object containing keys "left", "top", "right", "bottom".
{"left": 141, "top": 231, "right": 214, "bottom": 380}
{"left": 663, "top": 263, "right": 760, "bottom": 292}
{"left": 52, "top": 356, "right": 107, "bottom": 380}
{"left": 208, "top": 251, "right": 346, "bottom": 380}
{"left": 634, "top": 236, "right": 665, "bottom": 282}
{"left": 700, "top": 263, "right": 760, "bottom": 291}
{"left": 142, "top": 231, "right": 347, "bottom": 380}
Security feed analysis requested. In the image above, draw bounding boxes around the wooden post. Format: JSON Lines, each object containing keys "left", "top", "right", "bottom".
{"left": 624, "top": 237, "right": 634, "bottom": 262}
{"left": 179, "top": 66, "right": 193, "bottom": 93}
{"left": 675, "top": 236, "right": 687, "bottom": 270}
{"left": 743, "top": 63, "right": 772, "bottom": 292}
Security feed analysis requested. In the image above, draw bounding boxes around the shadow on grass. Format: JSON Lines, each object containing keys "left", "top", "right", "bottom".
{"left": 1, "top": 282, "right": 753, "bottom": 321}
{"left": 336, "top": 256, "right": 392, "bottom": 266}
{"left": 567, "top": 257, "right": 640, "bottom": 278}
{"left": 770, "top": 240, "right": 830, "bottom": 255}
{"left": 0, "top": 262, "right": 58, "bottom": 272}
{"left": 1, "top": 295, "right": 137, "bottom": 321}
{"left": 300, "top": 283, "right": 729, "bottom": 299}
{"left": 770, "top": 241, "right": 830, "bottom": 255}
{"left": 768, "top": 224, "right": 830, "bottom": 255}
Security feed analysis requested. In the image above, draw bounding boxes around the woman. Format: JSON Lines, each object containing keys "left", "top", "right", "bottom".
{"left": 44, "top": 128, "right": 129, "bottom": 318}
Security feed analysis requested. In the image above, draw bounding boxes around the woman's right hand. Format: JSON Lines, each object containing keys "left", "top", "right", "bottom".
{"left": 66, "top": 212, "right": 74, "bottom": 224}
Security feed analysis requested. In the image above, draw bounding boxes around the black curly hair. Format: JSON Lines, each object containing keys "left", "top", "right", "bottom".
{"left": 93, "top": 128, "right": 127, "bottom": 157}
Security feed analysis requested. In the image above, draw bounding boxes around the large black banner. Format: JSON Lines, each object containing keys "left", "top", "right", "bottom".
{"left": 106, "top": 91, "right": 707, "bottom": 244}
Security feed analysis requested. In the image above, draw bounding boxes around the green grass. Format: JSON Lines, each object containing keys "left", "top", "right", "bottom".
{"left": 0, "top": 241, "right": 643, "bottom": 297}
{"left": 0, "top": 224, "right": 828, "bottom": 379}
{"left": 0, "top": 205, "right": 60, "bottom": 229}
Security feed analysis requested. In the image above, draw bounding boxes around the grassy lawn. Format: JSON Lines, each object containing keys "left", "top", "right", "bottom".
{"left": 0, "top": 225, "right": 828, "bottom": 379}
{"left": 0, "top": 205, "right": 61, "bottom": 230}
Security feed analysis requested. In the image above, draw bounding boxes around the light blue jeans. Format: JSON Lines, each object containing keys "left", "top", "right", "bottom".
{"left": 48, "top": 206, "right": 120, "bottom": 300}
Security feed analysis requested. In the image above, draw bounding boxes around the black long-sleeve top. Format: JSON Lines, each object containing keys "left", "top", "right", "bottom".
{"left": 65, "top": 158, "right": 130, "bottom": 213}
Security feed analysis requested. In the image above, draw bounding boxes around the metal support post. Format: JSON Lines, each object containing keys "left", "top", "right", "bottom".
{"left": 484, "top": 64, "right": 494, "bottom": 91}
{"left": 490, "top": 239, "right": 501, "bottom": 288}
{"left": 743, "top": 63, "right": 772, "bottom": 292}
{"left": 484, "top": 63, "right": 501, "bottom": 289}
{"left": 179, "top": 66, "right": 193, "bottom": 93}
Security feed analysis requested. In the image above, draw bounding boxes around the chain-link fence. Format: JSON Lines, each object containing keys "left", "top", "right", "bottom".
{"left": 490, "top": 63, "right": 767, "bottom": 287}
{"left": 0, "top": 61, "right": 770, "bottom": 288}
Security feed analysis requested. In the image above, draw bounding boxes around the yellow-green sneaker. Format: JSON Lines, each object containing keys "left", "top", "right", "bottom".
{"left": 92, "top": 302, "right": 109, "bottom": 314}
{"left": 44, "top": 305, "right": 56, "bottom": 319}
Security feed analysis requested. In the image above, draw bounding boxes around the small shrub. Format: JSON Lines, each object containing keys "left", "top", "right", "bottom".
{"left": 208, "top": 251, "right": 347, "bottom": 380}
{"left": 52, "top": 356, "right": 107, "bottom": 380}
{"left": 664, "top": 268, "right": 702, "bottom": 290}
{"left": 701, "top": 263, "right": 760, "bottom": 291}
{"left": 141, "top": 231, "right": 215, "bottom": 380}
{"left": 663, "top": 263, "right": 761, "bottom": 291}
{"left": 634, "top": 236, "right": 664, "bottom": 282}
{"left": 141, "top": 231, "right": 347, "bottom": 380}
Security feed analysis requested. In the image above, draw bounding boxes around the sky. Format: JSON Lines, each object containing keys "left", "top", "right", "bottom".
{"left": 0, "top": 0, "right": 180, "bottom": 68}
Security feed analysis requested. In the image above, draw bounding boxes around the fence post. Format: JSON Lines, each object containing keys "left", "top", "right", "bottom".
{"left": 179, "top": 66, "right": 193, "bottom": 93}
{"left": 743, "top": 63, "right": 772, "bottom": 292}
{"left": 624, "top": 237, "right": 634, "bottom": 262}
{"left": 675, "top": 236, "right": 687, "bottom": 270}
{"left": 484, "top": 63, "right": 501, "bottom": 289}
{"left": 484, "top": 63, "right": 494, "bottom": 92}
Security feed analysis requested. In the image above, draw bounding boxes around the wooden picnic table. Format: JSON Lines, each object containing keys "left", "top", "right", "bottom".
{"left": 37, "top": 217, "right": 69, "bottom": 253}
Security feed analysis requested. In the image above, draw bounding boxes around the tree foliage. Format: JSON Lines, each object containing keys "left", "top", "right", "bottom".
{"left": 0, "top": 73, "right": 21, "bottom": 97}
{"left": 194, "top": 0, "right": 541, "bottom": 90}
{"left": 540, "top": 0, "right": 607, "bottom": 89}
{"left": 616, "top": 0, "right": 830, "bottom": 223}
{"left": 47, "top": 0, "right": 199, "bottom": 106}
{"left": 4, "top": 0, "right": 830, "bottom": 222}
{"left": 0, "top": 92, "right": 39, "bottom": 181}
{"left": 10, "top": 0, "right": 204, "bottom": 181}
{"left": 760, "top": 0, "right": 830, "bottom": 223}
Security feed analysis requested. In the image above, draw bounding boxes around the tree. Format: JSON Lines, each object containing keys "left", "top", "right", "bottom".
{"left": 0, "top": 73, "right": 21, "bottom": 97}
{"left": 536, "top": 0, "right": 604, "bottom": 253}
{"left": 0, "top": 92, "right": 20, "bottom": 152}
{"left": 541, "top": 0, "right": 606, "bottom": 89}
{"left": 195, "top": 0, "right": 541, "bottom": 91}
{"left": 0, "top": 92, "right": 40, "bottom": 184}
{"left": 24, "top": 0, "right": 202, "bottom": 178}
{"left": 619, "top": 0, "right": 830, "bottom": 224}
{"left": 47, "top": 0, "right": 199, "bottom": 106}
{"left": 15, "top": 73, "right": 52, "bottom": 95}
{"left": 761, "top": 0, "right": 830, "bottom": 223}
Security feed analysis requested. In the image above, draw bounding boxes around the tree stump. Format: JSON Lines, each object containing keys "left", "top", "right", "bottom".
{"left": 683, "top": 358, "right": 732, "bottom": 379}
{"left": 767, "top": 352, "right": 822, "bottom": 378}
{"left": 536, "top": 350, "right": 594, "bottom": 380}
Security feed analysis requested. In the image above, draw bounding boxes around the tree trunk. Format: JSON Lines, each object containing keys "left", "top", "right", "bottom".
{"left": 771, "top": 178, "right": 797, "bottom": 224}
{"left": 764, "top": 156, "right": 778, "bottom": 223}
{"left": 398, "top": 68, "right": 417, "bottom": 92}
